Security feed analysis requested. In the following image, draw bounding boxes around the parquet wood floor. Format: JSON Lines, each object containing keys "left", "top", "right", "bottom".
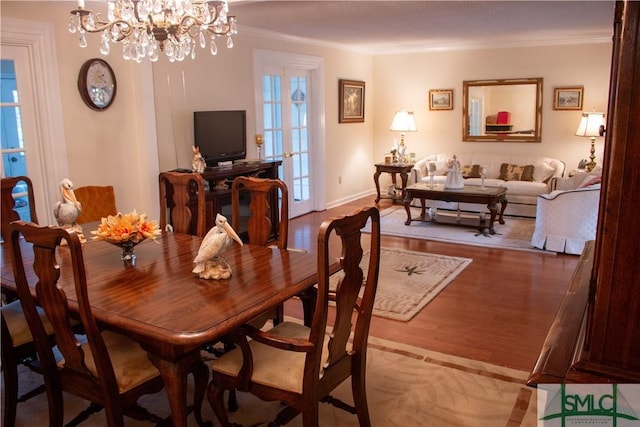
{"left": 284, "top": 197, "right": 578, "bottom": 372}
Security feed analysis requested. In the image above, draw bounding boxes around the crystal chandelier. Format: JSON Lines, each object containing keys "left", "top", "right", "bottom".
{"left": 69, "top": 0, "right": 237, "bottom": 62}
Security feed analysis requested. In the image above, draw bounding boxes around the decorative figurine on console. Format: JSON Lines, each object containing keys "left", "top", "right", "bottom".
{"left": 53, "top": 178, "right": 85, "bottom": 243}
{"left": 390, "top": 140, "right": 399, "bottom": 163}
{"left": 192, "top": 214, "right": 243, "bottom": 280}
{"left": 428, "top": 162, "right": 437, "bottom": 188}
{"left": 444, "top": 155, "right": 464, "bottom": 189}
{"left": 480, "top": 165, "right": 488, "bottom": 190}
{"left": 191, "top": 146, "right": 206, "bottom": 173}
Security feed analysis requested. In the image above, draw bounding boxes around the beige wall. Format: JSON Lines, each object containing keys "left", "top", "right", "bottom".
{"left": 2, "top": 2, "right": 160, "bottom": 219}
{"left": 2, "top": 2, "right": 612, "bottom": 220}
{"left": 151, "top": 30, "right": 376, "bottom": 209}
{"left": 373, "top": 44, "right": 612, "bottom": 174}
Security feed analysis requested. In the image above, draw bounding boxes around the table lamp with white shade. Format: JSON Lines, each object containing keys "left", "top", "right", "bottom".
{"left": 390, "top": 110, "right": 417, "bottom": 164}
{"left": 575, "top": 112, "right": 605, "bottom": 172}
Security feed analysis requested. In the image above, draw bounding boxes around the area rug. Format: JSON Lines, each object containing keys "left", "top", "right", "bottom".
{"left": 330, "top": 247, "right": 472, "bottom": 321}
{"left": 373, "top": 206, "right": 547, "bottom": 254}
{"left": 2, "top": 335, "right": 538, "bottom": 427}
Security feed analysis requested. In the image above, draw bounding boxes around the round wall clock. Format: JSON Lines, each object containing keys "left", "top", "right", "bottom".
{"left": 77, "top": 58, "right": 116, "bottom": 111}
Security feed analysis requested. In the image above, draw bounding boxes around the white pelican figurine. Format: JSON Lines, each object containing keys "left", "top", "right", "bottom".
{"left": 53, "top": 178, "right": 85, "bottom": 242}
{"left": 193, "top": 213, "right": 243, "bottom": 279}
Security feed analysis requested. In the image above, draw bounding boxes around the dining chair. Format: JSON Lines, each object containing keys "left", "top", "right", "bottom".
{"left": 231, "top": 176, "right": 317, "bottom": 322}
{"left": 159, "top": 171, "right": 207, "bottom": 238}
{"left": 231, "top": 176, "right": 290, "bottom": 330}
{"left": 7, "top": 221, "right": 172, "bottom": 427}
{"left": 1, "top": 176, "right": 56, "bottom": 427}
{"left": 207, "top": 205, "right": 381, "bottom": 427}
{"left": 73, "top": 185, "right": 118, "bottom": 224}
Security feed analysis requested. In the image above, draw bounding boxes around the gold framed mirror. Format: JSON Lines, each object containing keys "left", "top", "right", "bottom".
{"left": 463, "top": 77, "right": 543, "bottom": 142}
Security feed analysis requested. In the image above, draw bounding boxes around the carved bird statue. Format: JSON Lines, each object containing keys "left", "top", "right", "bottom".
{"left": 53, "top": 178, "right": 85, "bottom": 242}
{"left": 193, "top": 213, "right": 243, "bottom": 279}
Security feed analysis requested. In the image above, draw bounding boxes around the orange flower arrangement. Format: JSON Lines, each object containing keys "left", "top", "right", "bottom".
{"left": 91, "top": 210, "right": 161, "bottom": 244}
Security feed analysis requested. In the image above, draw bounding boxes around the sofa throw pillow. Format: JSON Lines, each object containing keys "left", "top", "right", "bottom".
{"left": 532, "top": 162, "right": 556, "bottom": 183}
{"left": 461, "top": 164, "right": 482, "bottom": 178}
{"left": 499, "top": 163, "right": 535, "bottom": 182}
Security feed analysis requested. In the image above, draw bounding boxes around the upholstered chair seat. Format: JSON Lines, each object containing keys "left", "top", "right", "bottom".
{"left": 2, "top": 300, "right": 53, "bottom": 347}
{"left": 211, "top": 322, "right": 330, "bottom": 392}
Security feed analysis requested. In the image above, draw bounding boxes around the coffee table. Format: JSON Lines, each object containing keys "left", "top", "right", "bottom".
{"left": 403, "top": 183, "right": 508, "bottom": 234}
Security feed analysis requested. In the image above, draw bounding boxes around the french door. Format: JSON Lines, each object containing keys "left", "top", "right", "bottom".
{"left": 2, "top": 19, "right": 68, "bottom": 226}
{"left": 260, "top": 70, "right": 312, "bottom": 218}
{"left": 1, "top": 47, "right": 47, "bottom": 223}
{"left": 254, "top": 50, "right": 324, "bottom": 219}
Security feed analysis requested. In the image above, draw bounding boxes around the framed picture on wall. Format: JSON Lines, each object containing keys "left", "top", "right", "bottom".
{"left": 553, "top": 87, "right": 584, "bottom": 110}
{"left": 429, "top": 89, "right": 453, "bottom": 110}
{"left": 339, "top": 79, "right": 365, "bottom": 123}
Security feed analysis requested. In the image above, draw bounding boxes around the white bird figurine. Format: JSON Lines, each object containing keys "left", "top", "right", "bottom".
{"left": 193, "top": 213, "right": 243, "bottom": 279}
{"left": 53, "top": 178, "right": 85, "bottom": 243}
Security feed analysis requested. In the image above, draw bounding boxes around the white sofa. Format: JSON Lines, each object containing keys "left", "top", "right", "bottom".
{"left": 531, "top": 173, "right": 601, "bottom": 254}
{"left": 411, "top": 153, "right": 565, "bottom": 217}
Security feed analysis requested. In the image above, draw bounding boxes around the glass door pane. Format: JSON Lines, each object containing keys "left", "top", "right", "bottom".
{"left": 1, "top": 58, "right": 32, "bottom": 222}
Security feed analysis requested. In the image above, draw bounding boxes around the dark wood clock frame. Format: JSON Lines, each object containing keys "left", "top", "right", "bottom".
{"left": 77, "top": 58, "right": 117, "bottom": 111}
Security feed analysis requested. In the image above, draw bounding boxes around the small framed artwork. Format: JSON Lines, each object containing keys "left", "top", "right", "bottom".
{"left": 553, "top": 87, "right": 584, "bottom": 110}
{"left": 339, "top": 79, "right": 365, "bottom": 123}
{"left": 429, "top": 89, "right": 453, "bottom": 110}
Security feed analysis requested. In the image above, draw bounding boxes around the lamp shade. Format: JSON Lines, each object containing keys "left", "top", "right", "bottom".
{"left": 390, "top": 111, "right": 417, "bottom": 132}
{"left": 576, "top": 112, "right": 605, "bottom": 137}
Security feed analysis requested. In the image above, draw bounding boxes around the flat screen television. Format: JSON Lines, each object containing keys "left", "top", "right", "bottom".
{"left": 194, "top": 110, "right": 246, "bottom": 166}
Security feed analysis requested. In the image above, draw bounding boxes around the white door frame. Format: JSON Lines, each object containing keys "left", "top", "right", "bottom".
{"left": 2, "top": 18, "right": 68, "bottom": 225}
{"left": 253, "top": 49, "right": 326, "bottom": 214}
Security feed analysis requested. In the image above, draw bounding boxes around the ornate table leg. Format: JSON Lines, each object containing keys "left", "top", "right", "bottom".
{"left": 404, "top": 190, "right": 413, "bottom": 225}
{"left": 374, "top": 169, "right": 382, "bottom": 203}
{"left": 148, "top": 350, "right": 210, "bottom": 427}
{"left": 487, "top": 200, "right": 498, "bottom": 235}
{"left": 498, "top": 196, "right": 507, "bottom": 224}
{"left": 399, "top": 170, "right": 409, "bottom": 202}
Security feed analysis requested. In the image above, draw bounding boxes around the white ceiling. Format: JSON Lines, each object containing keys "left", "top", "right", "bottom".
{"left": 228, "top": 1, "right": 616, "bottom": 54}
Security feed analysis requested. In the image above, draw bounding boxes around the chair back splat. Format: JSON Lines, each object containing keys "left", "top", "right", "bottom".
{"left": 8, "top": 222, "right": 167, "bottom": 427}
{"left": 207, "top": 206, "right": 381, "bottom": 427}
{"left": 159, "top": 171, "right": 207, "bottom": 238}
{"left": 231, "top": 176, "right": 289, "bottom": 249}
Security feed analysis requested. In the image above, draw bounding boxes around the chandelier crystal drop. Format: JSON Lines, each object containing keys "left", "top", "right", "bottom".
{"left": 69, "top": 0, "right": 237, "bottom": 62}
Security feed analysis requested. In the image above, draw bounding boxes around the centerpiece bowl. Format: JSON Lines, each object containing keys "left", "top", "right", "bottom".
{"left": 91, "top": 210, "right": 161, "bottom": 267}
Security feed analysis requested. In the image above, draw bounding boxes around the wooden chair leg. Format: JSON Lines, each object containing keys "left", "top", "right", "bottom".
{"left": 2, "top": 354, "right": 18, "bottom": 427}
{"left": 207, "top": 384, "right": 232, "bottom": 427}
{"left": 351, "top": 355, "right": 372, "bottom": 427}
{"left": 191, "top": 360, "right": 210, "bottom": 427}
{"left": 44, "top": 378, "right": 65, "bottom": 427}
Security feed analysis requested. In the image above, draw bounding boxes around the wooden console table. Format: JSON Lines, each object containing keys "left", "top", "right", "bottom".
{"left": 373, "top": 162, "right": 414, "bottom": 204}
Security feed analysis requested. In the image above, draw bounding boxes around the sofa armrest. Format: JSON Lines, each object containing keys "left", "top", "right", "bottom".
{"left": 539, "top": 185, "right": 601, "bottom": 201}
{"left": 411, "top": 154, "right": 444, "bottom": 184}
{"left": 411, "top": 163, "right": 426, "bottom": 185}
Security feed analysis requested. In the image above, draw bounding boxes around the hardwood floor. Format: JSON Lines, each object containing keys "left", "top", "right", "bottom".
{"left": 285, "top": 197, "right": 579, "bottom": 373}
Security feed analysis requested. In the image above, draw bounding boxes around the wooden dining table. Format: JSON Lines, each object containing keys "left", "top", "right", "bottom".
{"left": 0, "top": 229, "right": 321, "bottom": 427}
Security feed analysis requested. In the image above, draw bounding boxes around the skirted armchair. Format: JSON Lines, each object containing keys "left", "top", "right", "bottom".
{"left": 531, "top": 178, "right": 601, "bottom": 255}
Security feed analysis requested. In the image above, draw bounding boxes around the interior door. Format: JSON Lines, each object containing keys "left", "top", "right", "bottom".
{"left": 1, "top": 46, "right": 48, "bottom": 222}
{"left": 260, "top": 70, "right": 313, "bottom": 218}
